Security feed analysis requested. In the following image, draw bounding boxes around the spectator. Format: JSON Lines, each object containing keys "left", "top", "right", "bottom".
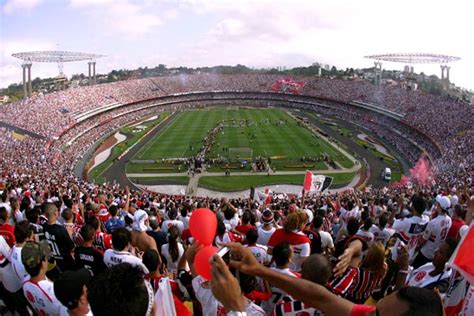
{"left": 74, "top": 224, "right": 107, "bottom": 276}
{"left": 42, "top": 203, "right": 75, "bottom": 272}
{"left": 53, "top": 268, "right": 92, "bottom": 316}
{"left": 21, "top": 241, "right": 68, "bottom": 316}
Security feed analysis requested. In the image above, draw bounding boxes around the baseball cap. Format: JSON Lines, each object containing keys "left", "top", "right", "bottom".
{"left": 21, "top": 240, "right": 52, "bottom": 270}
{"left": 436, "top": 195, "right": 451, "bottom": 210}
{"left": 54, "top": 268, "right": 92, "bottom": 310}
{"left": 261, "top": 209, "right": 274, "bottom": 224}
{"left": 132, "top": 209, "right": 149, "bottom": 232}
{"left": 304, "top": 209, "right": 314, "bottom": 225}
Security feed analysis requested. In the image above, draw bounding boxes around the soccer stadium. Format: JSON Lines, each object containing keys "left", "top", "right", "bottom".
{"left": 0, "top": 1, "right": 473, "bottom": 316}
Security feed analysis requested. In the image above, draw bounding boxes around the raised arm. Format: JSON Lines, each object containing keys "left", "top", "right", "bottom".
{"left": 225, "top": 243, "right": 355, "bottom": 316}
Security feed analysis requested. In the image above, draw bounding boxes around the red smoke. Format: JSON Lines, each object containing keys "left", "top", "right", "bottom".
{"left": 390, "top": 154, "right": 434, "bottom": 188}
{"left": 408, "top": 155, "right": 433, "bottom": 186}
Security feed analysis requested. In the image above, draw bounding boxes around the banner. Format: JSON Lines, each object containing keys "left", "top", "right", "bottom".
{"left": 303, "top": 171, "right": 332, "bottom": 193}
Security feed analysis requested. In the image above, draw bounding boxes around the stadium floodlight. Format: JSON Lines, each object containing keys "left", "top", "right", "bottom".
{"left": 364, "top": 53, "right": 461, "bottom": 64}
{"left": 364, "top": 53, "right": 461, "bottom": 87}
{"left": 11, "top": 50, "right": 105, "bottom": 98}
{"left": 12, "top": 51, "right": 105, "bottom": 75}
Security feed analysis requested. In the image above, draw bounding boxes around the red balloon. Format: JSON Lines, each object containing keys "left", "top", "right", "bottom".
{"left": 194, "top": 246, "right": 218, "bottom": 280}
{"left": 189, "top": 208, "right": 217, "bottom": 246}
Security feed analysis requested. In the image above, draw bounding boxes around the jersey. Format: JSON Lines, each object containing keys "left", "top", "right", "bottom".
{"left": 246, "top": 244, "right": 271, "bottom": 266}
{"left": 42, "top": 223, "right": 75, "bottom": 271}
{"left": 23, "top": 279, "right": 68, "bottom": 316}
{"left": 355, "top": 229, "right": 374, "bottom": 245}
{"left": 345, "top": 267, "right": 383, "bottom": 303}
{"left": 421, "top": 214, "right": 452, "bottom": 259}
{"left": 369, "top": 226, "right": 393, "bottom": 247}
{"left": 93, "top": 231, "right": 113, "bottom": 252}
{"left": 340, "top": 206, "right": 360, "bottom": 228}
{"left": 257, "top": 226, "right": 276, "bottom": 246}
{"left": 407, "top": 263, "right": 451, "bottom": 289}
{"left": 105, "top": 217, "right": 125, "bottom": 233}
{"left": 9, "top": 245, "right": 30, "bottom": 292}
{"left": 268, "top": 229, "right": 310, "bottom": 272}
{"left": 329, "top": 266, "right": 358, "bottom": 296}
{"left": 97, "top": 209, "right": 111, "bottom": 223}
{"left": 74, "top": 246, "right": 107, "bottom": 276}
{"left": 391, "top": 215, "right": 429, "bottom": 262}
{"left": 263, "top": 267, "right": 300, "bottom": 315}
{"left": 103, "top": 249, "right": 149, "bottom": 273}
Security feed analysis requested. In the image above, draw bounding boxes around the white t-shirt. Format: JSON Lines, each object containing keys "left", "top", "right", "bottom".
{"left": 161, "top": 220, "right": 184, "bottom": 234}
{"left": 191, "top": 276, "right": 265, "bottom": 316}
{"left": 391, "top": 215, "right": 429, "bottom": 262}
{"left": 319, "top": 230, "right": 334, "bottom": 250}
{"left": 0, "top": 236, "right": 19, "bottom": 293}
{"left": 214, "top": 233, "right": 232, "bottom": 247}
{"left": 421, "top": 214, "right": 452, "bottom": 259}
{"left": 9, "top": 245, "right": 30, "bottom": 292}
{"left": 257, "top": 226, "right": 276, "bottom": 246}
{"left": 23, "top": 279, "right": 68, "bottom": 316}
{"left": 103, "top": 249, "right": 149, "bottom": 273}
{"left": 246, "top": 244, "right": 271, "bottom": 266}
{"left": 178, "top": 215, "right": 190, "bottom": 229}
{"left": 161, "top": 242, "right": 186, "bottom": 274}
{"left": 407, "top": 262, "right": 451, "bottom": 289}
{"left": 223, "top": 216, "right": 239, "bottom": 231}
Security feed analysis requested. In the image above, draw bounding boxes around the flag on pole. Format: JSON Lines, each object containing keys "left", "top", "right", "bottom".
{"left": 449, "top": 223, "right": 474, "bottom": 285}
{"left": 253, "top": 189, "right": 268, "bottom": 204}
{"left": 303, "top": 171, "right": 332, "bottom": 193}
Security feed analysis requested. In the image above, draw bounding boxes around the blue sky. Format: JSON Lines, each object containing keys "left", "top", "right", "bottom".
{"left": 1, "top": 0, "right": 473, "bottom": 90}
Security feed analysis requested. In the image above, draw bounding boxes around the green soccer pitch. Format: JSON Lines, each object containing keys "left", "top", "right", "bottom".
{"left": 132, "top": 107, "right": 353, "bottom": 168}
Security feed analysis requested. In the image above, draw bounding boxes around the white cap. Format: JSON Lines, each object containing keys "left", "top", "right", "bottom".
{"left": 304, "top": 209, "right": 314, "bottom": 225}
{"left": 436, "top": 195, "right": 451, "bottom": 211}
{"left": 132, "top": 209, "right": 149, "bottom": 232}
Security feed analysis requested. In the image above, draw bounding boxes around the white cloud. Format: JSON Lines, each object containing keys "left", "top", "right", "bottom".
{"left": 171, "top": 0, "right": 473, "bottom": 89}
{"left": 68, "top": 0, "right": 176, "bottom": 38}
{"left": 2, "top": 0, "right": 43, "bottom": 14}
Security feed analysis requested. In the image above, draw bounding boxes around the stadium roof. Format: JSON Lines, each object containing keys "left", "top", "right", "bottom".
{"left": 11, "top": 51, "right": 104, "bottom": 63}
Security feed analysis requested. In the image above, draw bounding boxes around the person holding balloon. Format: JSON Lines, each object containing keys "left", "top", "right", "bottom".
{"left": 187, "top": 208, "right": 265, "bottom": 316}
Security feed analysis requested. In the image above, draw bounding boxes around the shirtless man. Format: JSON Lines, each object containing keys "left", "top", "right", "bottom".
{"left": 131, "top": 209, "right": 158, "bottom": 252}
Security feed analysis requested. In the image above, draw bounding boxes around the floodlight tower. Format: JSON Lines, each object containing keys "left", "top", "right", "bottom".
{"left": 12, "top": 51, "right": 105, "bottom": 98}
{"left": 364, "top": 53, "right": 461, "bottom": 90}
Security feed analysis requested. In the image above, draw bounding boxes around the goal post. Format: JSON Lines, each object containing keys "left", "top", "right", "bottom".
{"left": 228, "top": 147, "right": 253, "bottom": 161}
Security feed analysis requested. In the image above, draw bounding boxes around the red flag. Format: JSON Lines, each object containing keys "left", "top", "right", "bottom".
{"left": 303, "top": 171, "right": 312, "bottom": 191}
{"left": 449, "top": 224, "right": 474, "bottom": 284}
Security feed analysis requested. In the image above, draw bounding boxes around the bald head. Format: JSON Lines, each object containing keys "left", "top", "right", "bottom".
{"left": 44, "top": 203, "right": 58, "bottom": 221}
{"left": 301, "top": 254, "right": 332, "bottom": 285}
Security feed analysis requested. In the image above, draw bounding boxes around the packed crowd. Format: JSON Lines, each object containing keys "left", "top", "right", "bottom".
{"left": 0, "top": 74, "right": 473, "bottom": 315}
{"left": 0, "top": 173, "right": 473, "bottom": 315}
